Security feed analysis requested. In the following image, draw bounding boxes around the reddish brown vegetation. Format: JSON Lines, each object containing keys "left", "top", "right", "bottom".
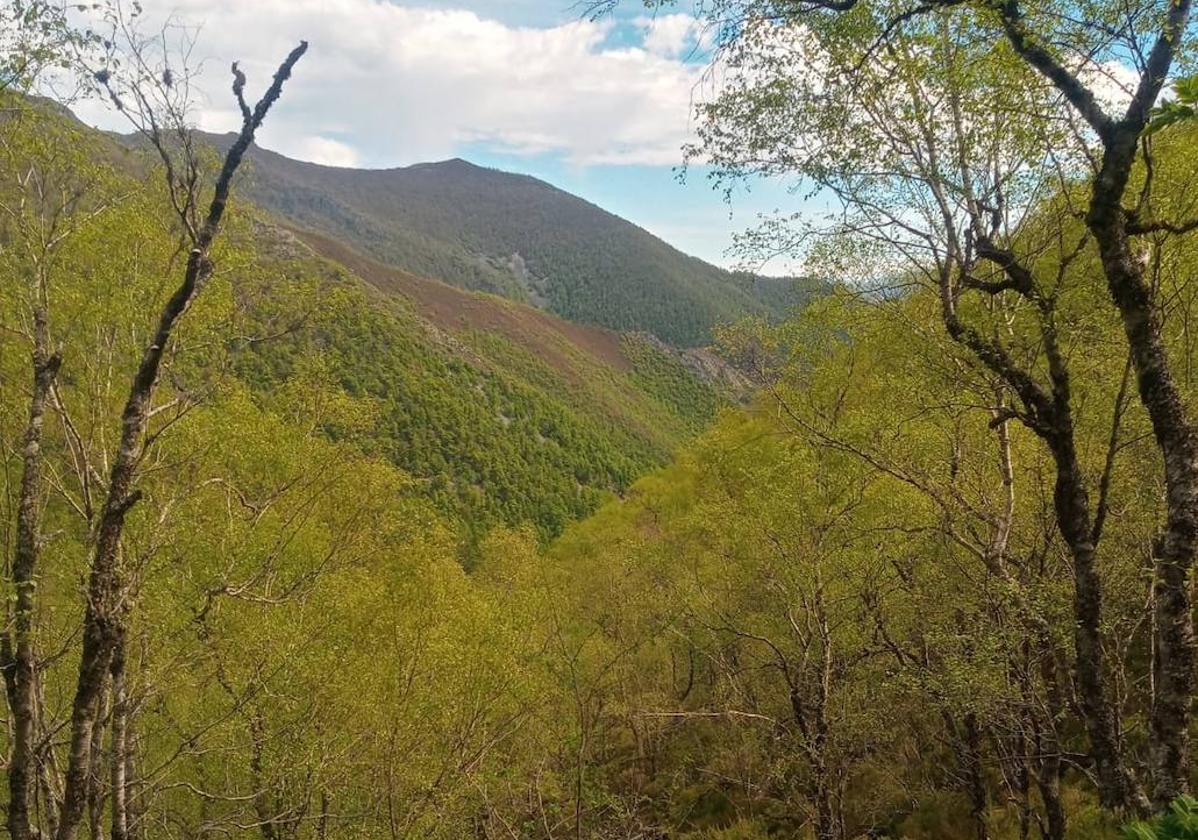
{"left": 293, "top": 228, "right": 633, "bottom": 375}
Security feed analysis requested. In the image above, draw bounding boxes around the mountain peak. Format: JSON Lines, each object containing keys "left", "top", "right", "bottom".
{"left": 229, "top": 143, "right": 800, "bottom": 346}
{"left": 409, "top": 156, "right": 475, "bottom": 169}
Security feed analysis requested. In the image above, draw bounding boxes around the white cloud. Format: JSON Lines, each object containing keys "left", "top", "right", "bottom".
{"left": 1083, "top": 59, "right": 1139, "bottom": 113}
{"left": 72, "top": 0, "right": 711, "bottom": 167}
{"left": 292, "top": 136, "right": 361, "bottom": 167}
{"left": 637, "top": 14, "right": 702, "bottom": 59}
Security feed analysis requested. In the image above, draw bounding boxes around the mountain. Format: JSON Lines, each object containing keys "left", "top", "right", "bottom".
{"left": 234, "top": 218, "right": 730, "bottom": 555}
{"left": 208, "top": 137, "right": 802, "bottom": 346}
{"left": 5, "top": 99, "right": 737, "bottom": 554}
{"left": 24, "top": 103, "right": 803, "bottom": 550}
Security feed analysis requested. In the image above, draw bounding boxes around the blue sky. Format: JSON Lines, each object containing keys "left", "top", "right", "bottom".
{"left": 73, "top": 0, "right": 808, "bottom": 271}
{"left": 423, "top": 1, "right": 807, "bottom": 271}
{"left": 412, "top": 0, "right": 597, "bottom": 27}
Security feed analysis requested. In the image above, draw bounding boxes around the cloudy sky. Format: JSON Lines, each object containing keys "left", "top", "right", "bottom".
{"left": 71, "top": 0, "right": 802, "bottom": 269}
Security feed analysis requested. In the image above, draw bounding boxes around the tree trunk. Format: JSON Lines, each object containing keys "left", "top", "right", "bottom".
{"left": 317, "top": 791, "right": 329, "bottom": 840}
{"left": 111, "top": 637, "right": 130, "bottom": 840}
{"left": 1078, "top": 0, "right": 1195, "bottom": 802}
{"left": 797, "top": 607, "right": 841, "bottom": 840}
{"left": 962, "top": 713, "right": 990, "bottom": 840}
{"left": 942, "top": 709, "right": 990, "bottom": 840}
{"left": 939, "top": 254, "right": 1143, "bottom": 812}
{"left": 1038, "top": 770, "right": 1066, "bottom": 840}
{"left": 1035, "top": 642, "right": 1067, "bottom": 840}
{"left": 1047, "top": 438, "right": 1141, "bottom": 812}
{"left": 36, "top": 670, "right": 61, "bottom": 840}
{"left": 52, "top": 43, "right": 307, "bottom": 840}
{"left": 1091, "top": 185, "right": 1197, "bottom": 806}
{"left": 1013, "top": 744, "right": 1031, "bottom": 840}
{"left": 86, "top": 682, "right": 108, "bottom": 840}
{"left": 57, "top": 622, "right": 116, "bottom": 840}
{"left": 123, "top": 707, "right": 141, "bottom": 840}
{"left": 986, "top": 0, "right": 1196, "bottom": 808}
{"left": 813, "top": 778, "right": 839, "bottom": 840}
{"left": 250, "top": 711, "right": 279, "bottom": 840}
{"left": 4, "top": 307, "right": 61, "bottom": 840}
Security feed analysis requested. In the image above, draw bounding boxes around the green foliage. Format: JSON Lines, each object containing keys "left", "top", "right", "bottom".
{"left": 1147, "top": 75, "right": 1198, "bottom": 136}
{"left": 2, "top": 95, "right": 730, "bottom": 553}
{"left": 621, "top": 333, "right": 722, "bottom": 429}
{"left": 1124, "top": 798, "right": 1198, "bottom": 840}
{"left": 9, "top": 13, "right": 1198, "bottom": 838}
{"left": 229, "top": 245, "right": 717, "bottom": 551}
{"left": 0, "top": 0, "right": 97, "bottom": 94}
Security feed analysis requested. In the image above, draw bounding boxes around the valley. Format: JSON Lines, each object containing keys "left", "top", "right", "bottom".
{"left": 3, "top": 3, "right": 1198, "bottom": 838}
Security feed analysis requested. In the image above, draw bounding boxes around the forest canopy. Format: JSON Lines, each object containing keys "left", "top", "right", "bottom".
{"left": 2, "top": 0, "right": 1198, "bottom": 839}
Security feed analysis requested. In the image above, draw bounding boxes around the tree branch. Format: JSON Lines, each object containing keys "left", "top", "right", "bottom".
{"left": 993, "top": 0, "right": 1115, "bottom": 141}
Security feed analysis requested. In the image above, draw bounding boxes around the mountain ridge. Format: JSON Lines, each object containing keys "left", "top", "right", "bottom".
{"left": 235, "top": 214, "right": 726, "bottom": 549}
{"left": 202, "top": 133, "right": 809, "bottom": 345}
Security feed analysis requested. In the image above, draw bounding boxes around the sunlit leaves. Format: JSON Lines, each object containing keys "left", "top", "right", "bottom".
{"left": 1148, "top": 74, "right": 1198, "bottom": 136}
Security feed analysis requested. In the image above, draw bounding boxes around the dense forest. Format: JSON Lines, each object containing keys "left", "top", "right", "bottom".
{"left": 227, "top": 235, "right": 721, "bottom": 552}
{"left": 3, "top": 0, "right": 1198, "bottom": 839}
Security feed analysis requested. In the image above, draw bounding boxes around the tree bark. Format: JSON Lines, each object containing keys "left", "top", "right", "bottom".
{"left": 759, "top": 0, "right": 1195, "bottom": 809}
{"left": 250, "top": 711, "right": 278, "bottom": 840}
{"left": 813, "top": 779, "right": 839, "bottom": 840}
{"left": 35, "top": 671, "right": 61, "bottom": 840}
{"left": 1035, "top": 641, "right": 1067, "bottom": 840}
{"left": 56, "top": 621, "right": 114, "bottom": 840}
{"left": 939, "top": 268, "right": 1141, "bottom": 812}
{"left": 3, "top": 304, "right": 61, "bottom": 840}
{"left": 85, "top": 680, "right": 110, "bottom": 840}
{"left": 1047, "top": 437, "right": 1140, "bottom": 811}
{"left": 110, "top": 636, "right": 130, "bottom": 840}
{"left": 962, "top": 713, "right": 990, "bottom": 840}
{"left": 995, "top": 0, "right": 1195, "bottom": 805}
{"left": 317, "top": 791, "right": 329, "bottom": 840}
{"left": 1090, "top": 143, "right": 1198, "bottom": 804}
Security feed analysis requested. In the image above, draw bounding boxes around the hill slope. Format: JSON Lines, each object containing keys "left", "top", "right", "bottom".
{"left": 214, "top": 139, "right": 789, "bottom": 346}
{"left": 23, "top": 100, "right": 789, "bottom": 549}
{"left": 235, "top": 219, "right": 728, "bottom": 552}
{"left": 21, "top": 100, "right": 733, "bottom": 551}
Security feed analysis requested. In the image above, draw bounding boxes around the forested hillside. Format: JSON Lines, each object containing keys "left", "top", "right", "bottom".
{"left": 231, "top": 222, "right": 725, "bottom": 549}
{"left": 4, "top": 1, "right": 1198, "bottom": 839}
{"left": 209, "top": 140, "right": 811, "bottom": 345}
{"left": 17, "top": 103, "right": 730, "bottom": 553}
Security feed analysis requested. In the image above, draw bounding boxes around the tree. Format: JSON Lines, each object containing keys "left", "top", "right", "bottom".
{"left": 0, "top": 105, "right": 130, "bottom": 840}
{"left": 40, "top": 28, "right": 308, "bottom": 840}
{"left": 598, "top": 0, "right": 1197, "bottom": 812}
{"left": 0, "top": 0, "right": 99, "bottom": 97}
